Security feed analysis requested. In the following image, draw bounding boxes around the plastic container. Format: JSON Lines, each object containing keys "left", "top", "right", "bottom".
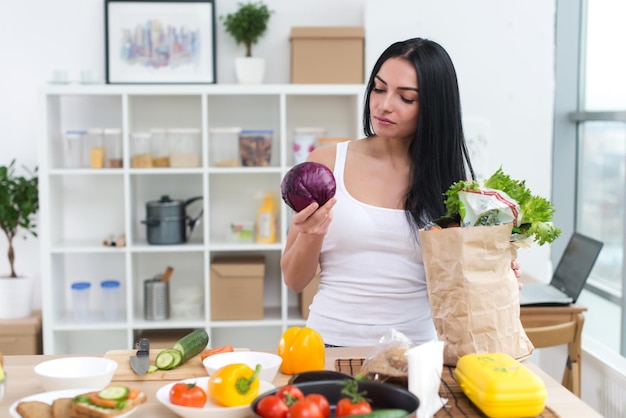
{"left": 239, "top": 129, "right": 273, "bottom": 166}
{"left": 144, "top": 278, "right": 169, "bottom": 320}
{"left": 210, "top": 127, "right": 241, "bottom": 167}
{"left": 228, "top": 220, "right": 255, "bottom": 242}
{"left": 71, "top": 281, "right": 91, "bottom": 323}
{"left": 104, "top": 128, "right": 123, "bottom": 168}
{"left": 454, "top": 353, "right": 547, "bottom": 418}
{"left": 150, "top": 128, "right": 169, "bottom": 167}
{"left": 293, "top": 127, "right": 326, "bottom": 164}
{"left": 131, "top": 132, "right": 153, "bottom": 168}
{"left": 64, "top": 129, "right": 86, "bottom": 168}
{"left": 100, "top": 280, "right": 121, "bottom": 321}
{"left": 86, "top": 128, "right": 105, "bottom": 168}
{"left": 168, "top": 128, "right": 201, "bottom": 167}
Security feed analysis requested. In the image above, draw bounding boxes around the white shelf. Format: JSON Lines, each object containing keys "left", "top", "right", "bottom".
{"left": 39, "top": 83, "right": 364, "bottom": 354}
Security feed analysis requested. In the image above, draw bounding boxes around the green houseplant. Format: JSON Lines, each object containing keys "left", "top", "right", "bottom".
{"left": 221, "top": 1, "right": 273, "bottom": 83}
{"left": 0, "top": 159, "right": 38, "bottom": 319}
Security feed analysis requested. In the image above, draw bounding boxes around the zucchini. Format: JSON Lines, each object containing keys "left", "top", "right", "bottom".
{"left": 98, "top": 386, "right": 129, "bottom": 400}
{"left": 352, "top": 409, "right": 410, "bottom": 418}
{"left": 155, "top": 349, "right": 183, "bottom": 370}
{"left": 172, "top": 329, "right": 210, "bottom": 364}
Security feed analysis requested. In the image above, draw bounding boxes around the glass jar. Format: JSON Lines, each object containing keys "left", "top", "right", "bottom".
{"left": 104, "top": 128, "right": 123, "bottom": 168}
{"left": 86, "top": 128, "right": 105, "bottom": 169}
{"left": 210, "top": 127, "right": 241, "bottom": 167}
{"left": 168, "top": 128, "right": 201, "bottom": 167}
{"left": 63, "top": 129, "right": 86, "bottom": 168}
{"left": 150, "top": 128, "right": 169, "bottom": 167}
{"left": 131, "top": 132, "right": 153, "bottom": 168}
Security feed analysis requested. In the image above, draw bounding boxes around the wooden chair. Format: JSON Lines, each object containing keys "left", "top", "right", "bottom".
{"left": 524, "top": 312, "right": 585, "bottom": 397}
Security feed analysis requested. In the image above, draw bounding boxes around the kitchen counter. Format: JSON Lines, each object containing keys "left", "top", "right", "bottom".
{"left": 0, "top": 347, "right": 602, "bottom": 417}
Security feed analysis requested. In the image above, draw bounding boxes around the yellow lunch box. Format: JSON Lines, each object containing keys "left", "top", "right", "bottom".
{"left": 454, "top": 353, "right": 547, "bottom": 418}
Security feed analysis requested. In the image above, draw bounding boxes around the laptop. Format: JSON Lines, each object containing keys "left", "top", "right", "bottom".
{"left": 519, "top": 232, "right": 604, "bottom": 306}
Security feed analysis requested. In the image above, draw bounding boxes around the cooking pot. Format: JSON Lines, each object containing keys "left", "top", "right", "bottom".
{"left": 142, "top": 195, "right": 203, "bottom": 245}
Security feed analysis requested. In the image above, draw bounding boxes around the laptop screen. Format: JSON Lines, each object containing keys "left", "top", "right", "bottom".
{"left": 550, "top": 233, "right": 604, "bottom": 303}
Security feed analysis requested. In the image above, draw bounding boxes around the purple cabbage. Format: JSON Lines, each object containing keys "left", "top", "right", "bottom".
{"left": 281, "top": 162, "right": 337, "bottom": 212}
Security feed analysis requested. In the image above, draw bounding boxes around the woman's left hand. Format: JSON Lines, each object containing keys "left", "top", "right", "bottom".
{"left": 511, "top": 260, "right": 522, "bottom": 289}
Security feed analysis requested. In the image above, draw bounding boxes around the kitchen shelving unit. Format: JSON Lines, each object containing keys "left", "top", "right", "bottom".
{"left": 39, "top": 83, "right": 364, "bottom": 354}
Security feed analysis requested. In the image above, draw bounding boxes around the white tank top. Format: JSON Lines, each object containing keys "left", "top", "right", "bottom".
{"left": 306, "top": 141, "right": 438, "bottom": 346}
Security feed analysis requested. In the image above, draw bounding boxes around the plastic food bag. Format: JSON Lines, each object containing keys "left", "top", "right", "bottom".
{"left": 359, "top": 329, "right": 415, "bottom": 386}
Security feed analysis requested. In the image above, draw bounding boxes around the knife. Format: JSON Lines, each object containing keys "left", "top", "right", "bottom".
{"left": 130, "top": 338, "right": 150, "bottom": 376}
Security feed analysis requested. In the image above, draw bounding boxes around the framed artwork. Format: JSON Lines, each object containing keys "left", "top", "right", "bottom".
{"left": 105, "top": 0, "right": 216, "bottom": 84}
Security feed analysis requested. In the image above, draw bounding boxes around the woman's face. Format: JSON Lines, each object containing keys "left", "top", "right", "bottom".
{"left": 369, "top": 57, "right": 419, "bottom": 141}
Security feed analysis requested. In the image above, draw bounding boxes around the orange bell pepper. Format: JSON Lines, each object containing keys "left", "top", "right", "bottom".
{"left": 277, "top": 326, "right": 325, "bottom": 375}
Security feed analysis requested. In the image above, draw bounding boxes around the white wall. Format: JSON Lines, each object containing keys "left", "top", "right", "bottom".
{"left": 0, "top": 0, "right": 556, "bottom": 306}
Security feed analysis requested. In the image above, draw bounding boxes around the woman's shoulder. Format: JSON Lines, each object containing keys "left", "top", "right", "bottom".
{"left": 307, "top": 143, "right": 338, "bottom": 170}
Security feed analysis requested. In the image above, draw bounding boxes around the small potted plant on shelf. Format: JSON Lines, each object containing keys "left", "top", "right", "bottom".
{"left": 0, "top": 159, "right": 39, "bottom": 319}
{"left": 221, "top": 1, "right": 273, "bottom": 84}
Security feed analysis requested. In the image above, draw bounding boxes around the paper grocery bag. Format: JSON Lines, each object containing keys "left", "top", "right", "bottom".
{"left": 419, "top": 223, "right": 534, "bottom": 366}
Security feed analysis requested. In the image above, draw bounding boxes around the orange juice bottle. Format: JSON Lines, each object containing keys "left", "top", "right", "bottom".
{"left": 256, "top": 193, "right": 277, "bottom": 243}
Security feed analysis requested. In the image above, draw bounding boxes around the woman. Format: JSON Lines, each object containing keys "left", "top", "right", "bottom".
{"left": 281, "top": 38, "right": 516, "bottom": 346}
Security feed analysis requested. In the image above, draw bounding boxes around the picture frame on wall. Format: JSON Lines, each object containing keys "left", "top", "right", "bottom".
{"left": 105, "top": 0, "right": 216, "bottom": 84}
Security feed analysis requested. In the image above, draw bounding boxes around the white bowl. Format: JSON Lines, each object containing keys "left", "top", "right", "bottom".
{"left": 202, "top": 351, "right": 282, "bottom": 383}
{"left": 157, "top": 376, "right": 274, "bottom": 418}
{"left": 34, "top": 357, "right": 117, "bottom": 392}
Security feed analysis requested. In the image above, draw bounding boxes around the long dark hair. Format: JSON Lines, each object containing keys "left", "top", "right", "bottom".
{"left": 363, "top": 37, "right": 475, "bottom": 228}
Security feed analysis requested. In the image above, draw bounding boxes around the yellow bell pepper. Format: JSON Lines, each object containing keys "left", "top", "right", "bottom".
{"left": 277, "top": 326, "right": 325, "bottom": 375}
{"left": 207, "top": 363, "right": 261, "bottom": 407}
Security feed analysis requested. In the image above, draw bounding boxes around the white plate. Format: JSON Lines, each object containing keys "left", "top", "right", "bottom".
{"left": 157, "top": 376, "right": 274, "bottom": 418}
{"left": 9, "top": 388, "right": 139, "bottom": 418}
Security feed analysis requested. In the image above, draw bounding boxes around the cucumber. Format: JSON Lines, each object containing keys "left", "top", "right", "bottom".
{"left": 352, "top": 409, "right": 410, "bottom": 418}
{"left": 147, "top": 364, "right": 158, "bottom": 373}
{"left": 98, "top": 386, "right": 129, "bottom": 400}
{"left": 155, "top": 349, "right": 183, "bottom": 370}
{"left": 172, "top": 329, "right": 209, "bottom": 364}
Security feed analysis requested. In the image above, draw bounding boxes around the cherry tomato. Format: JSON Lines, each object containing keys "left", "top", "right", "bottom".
{"left": 169, "top": 382, "right": 207, "bottom": 408}
{"left": 256, "top": 394, "right": 289, "bottom": 418}
{"left": 305, "top": 393, "right": 330, "bottom": 418}
{"left": 276, "top": 385, "right": 305, "bottom": 407}
{"left": 335, "top": 398, "right": 372, "bottom": 417}
{"left": 288, "top": 399, "right": 323, "bottom": 418}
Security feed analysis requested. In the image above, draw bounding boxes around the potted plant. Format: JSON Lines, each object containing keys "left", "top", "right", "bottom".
{"left": 221, "top": 1, "right": 273, "bottom": 84}
{"left": 0, "top": 159, "right": 39, "bottom": 319}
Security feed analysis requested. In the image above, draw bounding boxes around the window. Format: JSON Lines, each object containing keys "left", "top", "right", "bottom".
{"left": 553, "top": 0, "right": 626, "bottom": 356}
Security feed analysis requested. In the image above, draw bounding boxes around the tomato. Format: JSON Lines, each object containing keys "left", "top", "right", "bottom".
{"left": 200, "top": 345, "right": 234, "bottom": 361}
{"left": 276, "top": 385, "right": 305, "bottom": 406}
{"left": 169, "top": 382, "right": 207, "bottom": 408}
{"left": 335, "top": 398, "right": 372, "bottom": 417}
{"left": 288, "top": 399, "right": 323, "bottom": 418}
{"left": 305, "top": 394, "right": 330, "bottom": 418}
{"left": 256, "top": 394, "right": 289, "bottom": 418}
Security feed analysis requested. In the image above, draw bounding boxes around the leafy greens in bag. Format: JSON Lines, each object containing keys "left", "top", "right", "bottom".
{"left": 443, "top": 167, "right": 561, "bottom": 245}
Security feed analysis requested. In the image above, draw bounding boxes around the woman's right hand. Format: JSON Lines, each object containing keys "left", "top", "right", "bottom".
{"left": 292, "top": 198, "right": 336, "bottom": 236}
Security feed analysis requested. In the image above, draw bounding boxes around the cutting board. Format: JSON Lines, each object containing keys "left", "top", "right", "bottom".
{"left": 104, "top": 349, "right": 208, "bottom": 381}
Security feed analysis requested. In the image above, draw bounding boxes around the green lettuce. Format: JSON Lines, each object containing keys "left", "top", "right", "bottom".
{"left": 443, "top": 167, "right": 562, "bottom": 245}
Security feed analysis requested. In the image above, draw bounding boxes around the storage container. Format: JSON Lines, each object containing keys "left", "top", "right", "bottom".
{"left": 131, "top": 132, "right": 153, "bottom": 168}
{"left": 228, "top": 220, "right": 255, "bottom": 242}
{"left": 103, "top": 128, "right": 123, "bottom": 168}
{"left": 150, "top": 128, "right": 169, "bottom": 167}
{"left": 86, "top": 128, "right": 104, "bottom": 168}
{"left": 239, "top": 129, "right": 273, "bottom": 167}
{"left": 293, "top": 127, "right": 326, "bottom": 164}
{"left": 454, "top": 353, "right": 546, "bottom": 418}
{"left": 63, "top": 129, "right": 86, "bottom": 168}
{"left": 210, "top": 127, "right": 241, "bottom": 167}
{"left": 168, "top": 128, "right": 201, "bottom": 167}
{"left": 290, "top": 27, "right": 365, "bottom": 84}
{"left": 210, "top": 256, "right": 265, "bottom": 320}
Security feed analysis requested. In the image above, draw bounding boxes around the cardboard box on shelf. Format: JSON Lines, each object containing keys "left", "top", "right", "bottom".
{"left": 299, "top": 267, "right": 321, "bottom": 319}
{"left": 290, "top": 27, "right": 365, "bottom": 84}
{"left": 0, "top": 310, "right": 42, "bottom": 355}
{"left": 211, "top": 256, "right": 265, "bottom": 320}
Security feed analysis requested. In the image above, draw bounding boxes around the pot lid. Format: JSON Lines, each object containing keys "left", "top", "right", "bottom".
{"left": 147, "top": 195, "right": 184, "bottom": 207}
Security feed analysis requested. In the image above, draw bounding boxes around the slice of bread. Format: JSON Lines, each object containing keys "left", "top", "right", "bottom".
{"left": 16, "top": 400, "right": 53, "bottom": 418}
{"left": 52, "top": 397, "right": 73, "bottom": 417}
{"left": 70, "top": 388, "right": 146, "bottom": 418}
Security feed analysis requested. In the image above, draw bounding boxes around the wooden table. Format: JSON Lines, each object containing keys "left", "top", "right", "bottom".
{"left": 0, "top": 347, "right": 602, "bottom": 417}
